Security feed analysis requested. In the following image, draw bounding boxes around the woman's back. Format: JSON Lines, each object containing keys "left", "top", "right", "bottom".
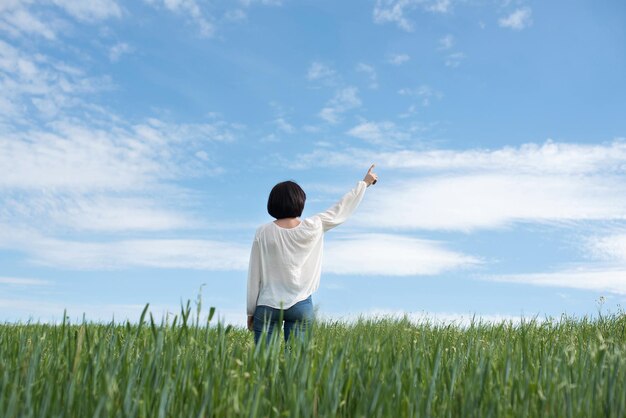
{"left": 247, "top": 165, "right": 378, "bottom": 342}
{"left": 253, "top": 216, "right": 326, "bottom": 310}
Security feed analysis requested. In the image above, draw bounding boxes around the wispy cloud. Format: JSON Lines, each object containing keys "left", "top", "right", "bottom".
{"left": 50, "top": 0, "right": 123, "bottom": 21}
{"left": 145, "top": 0, "right": 214, "bottom": 37}
{"left": 0, "top": 117, "right": 236, "bottom": 191}
{"left": 373, "top": 0, "right": 452, "bottom": 31}
{"left": 445, "top": 52, "right": 465, "bottom": 68}
{"left": 0, "top": 30, "right": 242, "bottom": 251}
{"left": 373, "top": 0, "right": 418, "bottom": 31}
{"left": 3, "top": 195, "right": 195, "bottom": 232}
{"left": 0, "top": 39, "right": 112, "bottom": 122}
{"left": 489, "top": 268, "right": 626, "bottom": 296}
{"left": 274, "top": 117, "right": 295, "bottom": 134}
{"left": 0, "top": 277, "right": 50, "bottom": 286}
{"left": 356, "top": 62, "right": 378, "bottom": 89}
{"left": 0, "top": 0, "right": 122, "bottom": 39}
{"left": 319, "top": 87, "right": 362, "bottom": 124}
{"left": 292, "top": 140, "right": 626, "bottom": 232}
{"left": 398, "top": 84, "right": 443, "bottom": 106}
{"left": 587, "top": 233, "right": 626, "bottom": 263}
{"left": 306, "top": 61, "right": 336, "bottom": 83}
{"left": 0, "top": 6, "right": 57, "bottom": 40}
{"left": 346, "top": 120, "right": 415, "bottom": 146}
{"left": 324, "top": 233, "right": 479, "bottom": 276}
{"left": 437, "top": 35, "right": 464, "bottom": 67}
{"left": 109, "top": 42, "right": 133, "bottom": 62}
{"left": 491, "top": 233, "right": 626, "bottom": 295}
{"left": 438, "top": 34, "right": 454, "bottom": 50}
{"left": 499, "top": 7, "right": 532, "bottom": 30}
{"left": 387, "top": 53, "right": 410, "bottom": 65}
{"left": 426, "top": 0, "right": 451, "bottom": 14}
{"left": 223, "top": 0, "right": 283, "bottom": 24}
{"left": 0, "top": 224, "right": 249, "bottom": 270}
{"left": 223, "top": 8, "right": 247, "bottom": 22}
{"left": 0, "top": 114, "right": 236, "bottom": 237}
{"left": 239, "top": 0, "right": 282, "bottom": 6}
{"left": 302, "top": 140, "right": 626, "bottom": 174}
{"left": 356, "top": 173, "right": 626, "bottom": 231}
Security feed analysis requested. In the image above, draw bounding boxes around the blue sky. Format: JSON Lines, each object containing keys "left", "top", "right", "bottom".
{"left": 1, "top": 0, "right": 625, "bottom": 325}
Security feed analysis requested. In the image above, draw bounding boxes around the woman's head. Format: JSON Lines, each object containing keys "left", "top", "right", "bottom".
{"left": 267, "top": 181, "right": 306, "bottom": 219}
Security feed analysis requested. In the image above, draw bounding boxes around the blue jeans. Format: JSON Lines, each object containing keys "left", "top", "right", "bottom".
{"left": 253, "top": 296, "right": 314, "bottom": 344}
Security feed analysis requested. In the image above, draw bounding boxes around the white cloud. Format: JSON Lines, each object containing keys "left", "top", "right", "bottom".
{"left": 0, "top": 0, "right": 254, "bottom": 277}
{"left": 0, "top": 118, "right": 234, "bottom": 191}
{"left": 346, "top": 120, "right": 411, "bottom": 145}
{"left": 486, "top": 234, "right": 626, "bottom": 296}
{"left": 0, "top": 7, "right": 57, "bottom": 39}
{"left": 489, "top": 268, "right": 626, "bottom": 296}
{"left": 0, "top": 277, "right": 50, "bottom": 286}
{"left": 109, "top": 42, "right": 133, "bottom": 62}
{"left": 306, "top": 61, "right": 336, "bottom": 82}
{"left": 274, "top": 117, "right": 295, "bottom": 134}
{"left": 445, "top": 52, "right": 465, "bottom": 68}
{"left": 283, "top": 148, "right": 363, "bottom": 170}
{"left": 373, "top": 0, "right": 418, "bottom": 31}
{"left": 0, "top": 38, "right": 239, "bottom": 238}
{"left": 499, "top": 7, "right": 532, "bottom": 30}
{"left": 292, "top": 140, "right": 626, "bottom": 232}
{"left": 224, "top": 9, "right": 247, "bottom": 22}
{"left": 398, "top": 84, "right": 443, "bottom": 106}
{"left": 0, "top": 224, "right": 249, "bottom": 270}
{"left": 588, "top": 234, "right": 626, "bottom": 262}
{"left": 319, "top": 87, "right": 361, "bottom": 124}
{"left": 51, "top": 0, "right": 122, "bottom": 21}
{"left": 146, "top": 0, "right": 214, "bottom": 37}
{"left": 3, "top": 194, "right": 195, "bottom": 232}
{"left": 426, "top": 0, "right": 451, "bottom": 14}
{"left": 260, "top": 133, "right": 280, "bottom": 143}
{"left": 324, "top": 233, "right": 480, "bottom": 276}
{"left": 438, "top": 34, "right": 454, "bottom": 50}
{"left": 0, "top": 39, "right": 113, "bottom": 122}
{"left": 357, "top": 173, "right": 626, "bottom": 232}
{"left": 0, "top": 0, "right": 121, "bottom": 40}
{"left": 356, "top": 62, "right": 378, "bottom": 89}
{"left": 373, "top": 0, "right": 452, "bottom": 31}
{"left": 0, "top": 28, "right": 233, "bottom": 284}
{"left": 387, "top": 53, "right": 410, "bottom": 65}
{"left": 0, "top": 114, "right": 236, "bottom": 236}
{"left": 304, "top": 140, "right": 626, "bottom": 174}
{"left": 239, "top": 0, "right": 282, "bottom": 6}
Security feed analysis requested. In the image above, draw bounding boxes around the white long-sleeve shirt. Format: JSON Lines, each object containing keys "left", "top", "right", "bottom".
{"left": 247, "top": 180, "right": 368, "bottom": 315}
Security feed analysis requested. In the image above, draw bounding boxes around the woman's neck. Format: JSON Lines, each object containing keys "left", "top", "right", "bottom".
{"left": 274, "top": 217, "right": 301, "bottom": 229}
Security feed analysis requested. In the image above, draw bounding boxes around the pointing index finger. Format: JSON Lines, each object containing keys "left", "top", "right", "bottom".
{"left": 368, "top": 164, "right": 376, "bottom": 173}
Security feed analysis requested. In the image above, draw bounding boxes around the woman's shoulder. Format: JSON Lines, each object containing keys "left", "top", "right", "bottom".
{"left": 301, "top": 215, "right": 323, "bottom": 229}
{"left": 255, "top": 222, "right": 274, "bottom": 234}
{"left": 255, "top": 218, "right": 321, "bottom": 237}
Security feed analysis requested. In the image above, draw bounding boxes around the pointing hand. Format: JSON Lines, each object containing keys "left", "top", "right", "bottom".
{"left": 363, "top": 164, "right": 378, "bottom": 187}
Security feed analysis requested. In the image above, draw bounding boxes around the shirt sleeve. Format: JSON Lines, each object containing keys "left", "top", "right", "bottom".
{"left": 316, "top": 180, "right": 368, "bottom": 233}
{"left": 246, "top": 238, "right": 261, "bottom": 316}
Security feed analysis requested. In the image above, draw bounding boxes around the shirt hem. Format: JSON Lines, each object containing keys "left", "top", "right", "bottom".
{"left": 254, "top": 294, "right": 313, "bottom": 312}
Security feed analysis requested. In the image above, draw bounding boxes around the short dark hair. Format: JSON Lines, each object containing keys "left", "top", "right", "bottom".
{"left": 267, "top": 181, "right": 306, "bottom": 219}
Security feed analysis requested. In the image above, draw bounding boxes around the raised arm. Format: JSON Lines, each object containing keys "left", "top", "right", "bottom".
{"left": 317, "top": 164, "right": 378, "bottom": 232}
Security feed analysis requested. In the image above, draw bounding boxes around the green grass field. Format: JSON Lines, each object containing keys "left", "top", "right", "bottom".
{"left": 1, "top": 304, "right": 625, "bottom": 417}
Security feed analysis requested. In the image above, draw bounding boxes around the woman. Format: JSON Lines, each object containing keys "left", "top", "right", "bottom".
{"left": 247, "top": 165, "right": 378, "bottom": 343}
